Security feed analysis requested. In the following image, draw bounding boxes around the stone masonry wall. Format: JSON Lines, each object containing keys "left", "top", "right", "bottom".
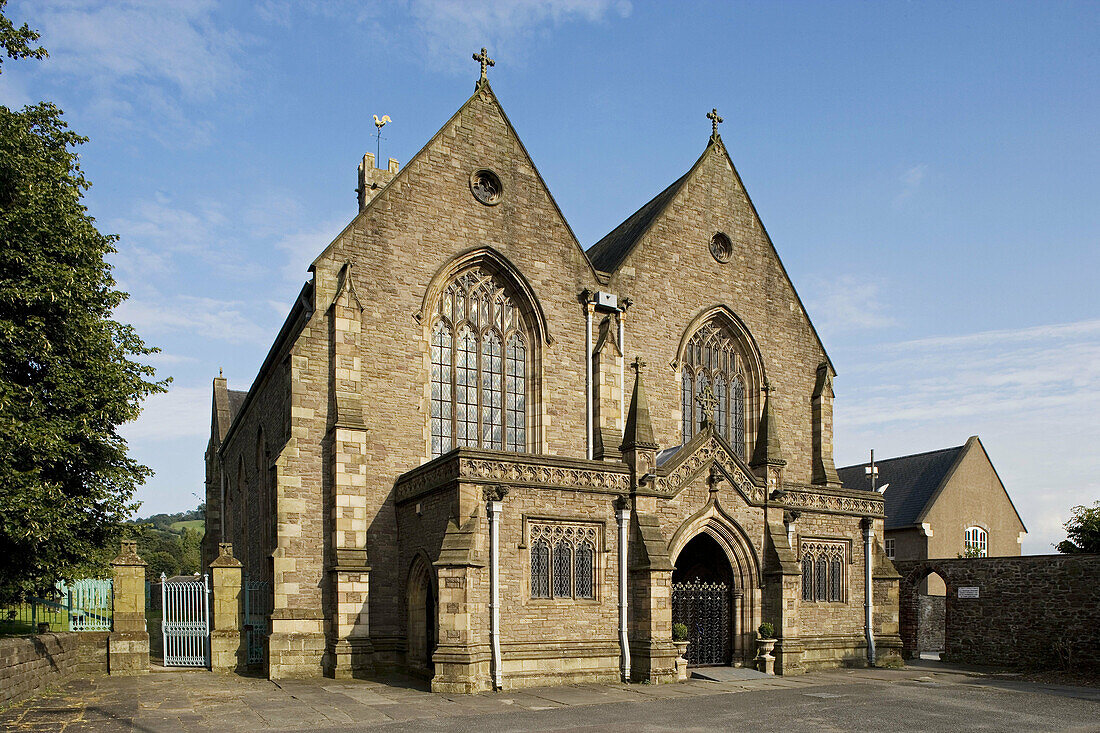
{"left": 917, "top": 594, "right": 945, "bottom": 653}
{"left": 0, "top": 632, "right": 108, "bottom": 707}
{"left": 897, "top": 554, "right": 1100, "bottom": 669}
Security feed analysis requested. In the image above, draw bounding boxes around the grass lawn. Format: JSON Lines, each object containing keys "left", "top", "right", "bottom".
{"left": 168, "top": 520, "right": 205, "bottom": 536}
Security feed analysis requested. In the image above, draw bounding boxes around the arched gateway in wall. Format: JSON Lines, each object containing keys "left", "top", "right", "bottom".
{"left": 669, "top": 511, "right": 760, "bottom": 667}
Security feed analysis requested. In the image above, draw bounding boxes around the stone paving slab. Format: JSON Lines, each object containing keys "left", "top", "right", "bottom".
{"left": 1, "top": 665, "right": 1093, "bottom": 732}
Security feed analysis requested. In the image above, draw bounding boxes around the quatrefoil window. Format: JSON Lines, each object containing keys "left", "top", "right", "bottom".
{"left": 470, "top": 169, "right": 503, "bottom": 205}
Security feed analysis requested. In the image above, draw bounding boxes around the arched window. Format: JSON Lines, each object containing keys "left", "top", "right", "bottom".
{"left": 531, "top": 540, "right": 550, "bottom": 598}
{"left": 430, "top": 266, "right": 531, "bottom": 458}
{"left": 680, "top": 319, "right": 751, "bottom": 458}
{"left": 574, "top": 542, "right": 595, "bottom": 599}
{"left": 553, "top": 540, "right": 573, "bottom": 598}
{"left": 529, "top": 523, "right": 599, "bottom": 600}
{"left": 801, "top": 540, "right": 848, "bottom": 604}
{"left": 964, "top": 526, "right": 988, "bottom": 557}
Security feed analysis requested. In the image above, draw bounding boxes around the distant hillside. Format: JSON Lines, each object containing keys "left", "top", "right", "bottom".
{"left": 130, "top": 505, "right": 205, "bottom": 580}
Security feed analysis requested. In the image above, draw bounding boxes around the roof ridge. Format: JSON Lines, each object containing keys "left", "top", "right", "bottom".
{"left": 585, "top": 141, "right": 713, "bottom": 272}
{"left": 837, "top": 444, "right": 965, "bottom": 469}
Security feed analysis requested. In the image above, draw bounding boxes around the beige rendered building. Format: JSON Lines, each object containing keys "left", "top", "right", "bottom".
{"left": 838, "top": 436, "right": 1027, "bottom": 595}
{"left": 204, "top": 61, "right": 901, "bottom": 691}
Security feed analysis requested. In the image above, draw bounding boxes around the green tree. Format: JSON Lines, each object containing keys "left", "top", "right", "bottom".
{"left": 1056, "top": 501, "right": 1100, "bottom": 554}
{"left": 0, "top": 3, "right": 167, "bottom": 602}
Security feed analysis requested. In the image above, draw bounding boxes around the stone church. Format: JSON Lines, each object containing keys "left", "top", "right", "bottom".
{"left": 204, "top": 54, "right": 901, "bottom": 691}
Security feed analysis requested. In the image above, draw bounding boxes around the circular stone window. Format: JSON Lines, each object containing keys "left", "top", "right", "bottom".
{"left": 710, "top": 232, "right": 733, "bottom": 263}
{"left": 470, "top": 169, "right": 503, "bottom": 206}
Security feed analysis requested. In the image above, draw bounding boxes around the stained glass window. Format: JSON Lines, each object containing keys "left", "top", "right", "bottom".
{"left": 681, "top": 319, "right": 749, "bottom": 454}
{"left": 506, "top": 334, "right": 526, "bottom": 452}
{"left": 574, "top": 542, "right": 595, "bottom": 599}
{"left": 531, "top": 540, "right": 550, "bottom": 598}
{"left": 553, "top": 540, "right": 572, "bottom": 598}
{"left": 815, "top": 557, "right": 828, "bottom": 602}
{"left": 802, "top": 558, "right": 814, "bottom": 601}
{"left": 681, "top": 371, "right": 694, "bottom": 441}
{"left": 430, "top": 266, "right": 530, "bottom": 458}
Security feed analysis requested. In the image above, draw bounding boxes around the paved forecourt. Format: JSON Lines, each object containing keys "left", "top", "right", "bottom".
{"left": 1, "top": 665, "right": 1098, "bottom": 732}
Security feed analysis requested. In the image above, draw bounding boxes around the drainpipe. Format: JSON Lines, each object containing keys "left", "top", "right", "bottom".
{"left": 487, "top": 491, "right": 504, "bottom": 689}
{"left": 616, "top": 498, "right": 631, "bottom": 682}
{"left": 617, "top": 312, "right": 626, "bottom": 428}
{"left": 862, "top": 517, "right": 876, "bottom": 666}
{"left": 584, "top": 295, "right": 594, "bottom": 460}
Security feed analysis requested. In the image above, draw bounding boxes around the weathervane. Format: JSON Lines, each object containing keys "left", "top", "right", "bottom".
{"left": 707, "top": 107, "right": 723, "bottom": 140}
{"left": 473, "top": 46, "right": 495, "bottom": 87}
{"left": 372, "top": 114, "right": 391, "bottom": 163}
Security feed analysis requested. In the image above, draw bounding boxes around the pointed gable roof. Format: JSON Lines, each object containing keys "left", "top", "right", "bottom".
{"left": 310, "top": 80, "right": 601, "bottom": 282}
{"left": 837, "top": 445, "right": 965, "bottom": 530}
{"left": 586, "top": 169, "right": 693, "bottom": 273}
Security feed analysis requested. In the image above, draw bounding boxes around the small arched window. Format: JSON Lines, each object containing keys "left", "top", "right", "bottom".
{"left": 680, "top": 318, "right": 752, "bottom": 458}
{"left": 801, "top": 558, "right": 813, "bottom": 602}
{"left": 553, "top": 540, "right": 573, "bottom": 598}
{"left": 531, "top": 539, "right": 550, "bottom": 598}
{"left": 964, "top": 526, "right": 988, "bottom": 557}
{"left": 430, "top": 266, "right": 531, "bottom": 458}
{"left": 574, "top": 542, "right": 595, "bottom": 599}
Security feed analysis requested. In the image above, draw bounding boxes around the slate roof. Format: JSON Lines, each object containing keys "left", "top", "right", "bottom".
{"left": 837, "top": 445, "right": 964, "bottom": 530}
{"left": 585, "top": 170, "right": 691, "bottom": 273}
{"left": 227, "top": 389, "right": 248, "bottom": 423}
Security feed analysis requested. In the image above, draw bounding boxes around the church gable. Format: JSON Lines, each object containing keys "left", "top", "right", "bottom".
{"left": 591, "top": 134, "right": 833, "bottom": 483}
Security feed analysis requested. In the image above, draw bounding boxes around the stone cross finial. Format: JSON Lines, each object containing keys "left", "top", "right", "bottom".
{"left": 473, "top": 47, "right": 495, "bottom": 84}
{"left": 763, "top": 379, "right": 773, "bottom": 395}
{"left": 630, "top": 356, "right": 646, "bottom": 375}
{"left": 698, "top": 382, "right": 718, "bottom": 427}
{"left": 707, "top": 107, "right": 724, "bottom": 139}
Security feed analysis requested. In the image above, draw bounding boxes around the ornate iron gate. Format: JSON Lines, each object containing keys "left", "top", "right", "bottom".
{"left": 161, "top": 573, "right": 209, "bottom": 667}
{"left": 243, "top": 576, "right": 271, "bottom": 666}
{"left": 64, "top": 579, "right": 113, "bottom": 631}
{"left": 672, "top": 579, "right": 731, "bottom": 666}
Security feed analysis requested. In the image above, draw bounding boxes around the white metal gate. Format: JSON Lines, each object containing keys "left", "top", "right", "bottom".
{"left": 161, "top": 573, "right": 210, "bottom": 668}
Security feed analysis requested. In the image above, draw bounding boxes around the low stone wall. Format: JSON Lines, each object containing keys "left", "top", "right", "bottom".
{"left": 0, "top": 632, "right": 108, "bottom": 707}
{"left": 897, "top": 554, "right": 1100, "bottom": 669}
{"left": 917, "top": 595, "right": 945, "bottom": 653}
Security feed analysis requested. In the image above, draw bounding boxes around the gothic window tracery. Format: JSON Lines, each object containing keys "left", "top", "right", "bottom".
{"left": 680, "top": 319, "right": 751, "bottom": 457}
{"left": 430, "top": 266, "right": 530, "bottom": 458}
{"left": 800, "top": 540, "right": 847, "bottom": 603}
{"left": 529, "top": 522, "right": 599, "bottom": 600}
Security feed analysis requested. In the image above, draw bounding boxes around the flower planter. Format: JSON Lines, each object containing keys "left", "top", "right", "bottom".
{"left": 673, "top": 641, "right": 690, "bottom": 681}
{"left": 755, "top": 637, "right": 776, "bottom": 675}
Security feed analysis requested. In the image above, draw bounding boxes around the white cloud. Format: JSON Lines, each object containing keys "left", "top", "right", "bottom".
{"left": 19, "top": 0, "right": 245, "bottom": 144}
{"left": 120, "top": 384, "right": 210, "bottom": 442}
{"left": 115, "top": 295, "right": 273, "bottom": 345}
{"left": 406, "top": 0, "right": 632, "bottom": 72}
{"left": 273, "top": 216, "right": 347, "bottom": 283}
{"left": 834, "top": 317, "right": 1100, "bottom": 555}
{"left": 803, "top": 274, "right": 897, "bottom": 336}
{"left": 893, "top": 163, "right": 927, "bottom": 207}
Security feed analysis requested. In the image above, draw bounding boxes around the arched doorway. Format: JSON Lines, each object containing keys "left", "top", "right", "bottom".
{"left": 672, "top": 533, "right": 736, "bottom": 666}
{"left": 899, "top": 564, "right": 952, "bottom": 662}
{"left": 406, "top": 557, "right": 436, "bottom": 675}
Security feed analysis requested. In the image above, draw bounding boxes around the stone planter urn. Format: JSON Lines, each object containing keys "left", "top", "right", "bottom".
{"left": 673, "top": 641, "right": 690, "bottom": 681}
{"left": 755, "top": 637, "right": 777, "bottom": 675}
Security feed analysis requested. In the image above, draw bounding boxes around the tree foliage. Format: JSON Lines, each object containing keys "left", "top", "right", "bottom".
{"left": 1056, "top": 501, "right": 1100, "bottom": 555}
{"left": 0, "top": 4, "right": 167, "bottom": 602}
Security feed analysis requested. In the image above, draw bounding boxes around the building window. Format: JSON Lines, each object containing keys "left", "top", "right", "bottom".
{"left": 800, "top": 540, "right": 847, "bottom": 603}
{"left": 529, "top": 522, "right": 598, "bottom": 600}
{"left": 430, "top": 266, "right": 530, "bottom": 458}
{"left": 964, "top": 526, "right": 988, "bottom": 557}
{"left": 884, "top": 538, "right": 896, "bottom": 560}
{"left": 531, "top": 540, "right": 550, "bottom": 598}
{"left": 680, "top": 319, "right": 751, "bottom": 458}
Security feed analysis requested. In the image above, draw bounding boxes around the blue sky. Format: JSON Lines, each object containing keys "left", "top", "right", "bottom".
{"left": 2, "top": 1, "right": 1097, "bottom": 554}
